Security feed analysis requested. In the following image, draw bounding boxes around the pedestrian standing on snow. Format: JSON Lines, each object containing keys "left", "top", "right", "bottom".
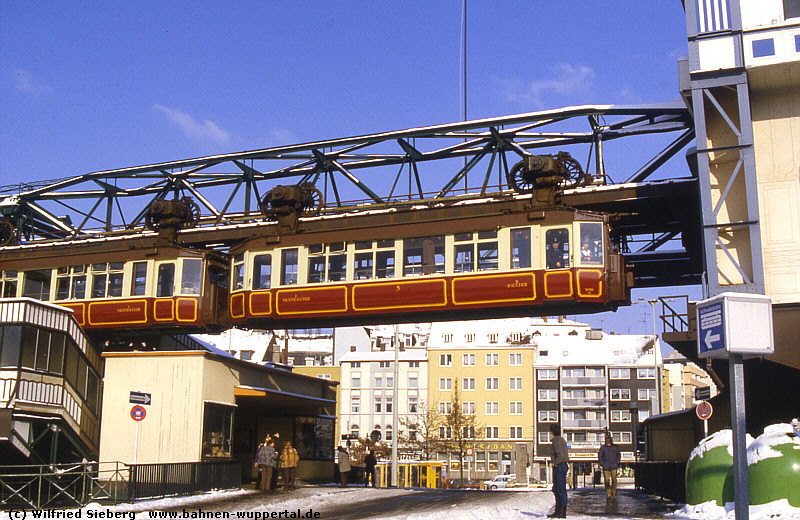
{"left": 255, "top": 438, "right": 277, "bottom": 492}
{"left": 598, "top": 436, "right": 621, "bottom": 499}
{"left": 364, "top": 450, "right": 377, "bottom": 487}
{"left": 548, "top": 424, "right": 569, "bottom": 518}
{"left": 280, "top": 441, "right": 300, "bottom": 490}
{"left": 337, "top": 446, "right": 351, "bottom": 487}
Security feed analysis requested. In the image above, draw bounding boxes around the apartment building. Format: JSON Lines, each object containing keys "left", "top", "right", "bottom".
{"left": 661, "top": 350, "right": 717, "bottom": 412}
{"left": 532, "top": 332, "right": 663, "bottom": 482}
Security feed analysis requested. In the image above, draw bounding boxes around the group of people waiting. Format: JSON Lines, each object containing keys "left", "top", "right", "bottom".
{"left": 254, "top": 432, "right": 300, "bottom": 492}
{"left": 548, "top": 424, "right": 622, "bottom": 519}
{"left": 336, "top": 446, "right": 378, "bottom": 488}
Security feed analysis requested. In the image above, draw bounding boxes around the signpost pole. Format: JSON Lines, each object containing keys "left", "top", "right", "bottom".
{"left": 729, "top": 353, "right": 749, "bottom": 520}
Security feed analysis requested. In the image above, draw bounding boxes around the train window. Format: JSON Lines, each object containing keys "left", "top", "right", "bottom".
{"left": 252, "top": 254, "right": 271, "bottom": 289}
{"left": 378, "top": 239, "right": 395, "bottom": 248}
{"left": 132, "top": 262, "right": 148, "bottom": 296}
{"left": 511, "top": 228, "right": 531, "bottom": 268}
{"left": 56, "top": 265, "right": 87, "bottom": 300}
{"left": 355, "top": 241, "right": 372, "bottom": 250}
{"left": 477, "top": 242, "right": 498, "bottom": 271}
{"left": 157, "top": 263, "right": 175, "bottom": 297}
{"left": 1, "top": 271, "right": 18, "bottom": 298}
{"left": 308, "top": 255, "right": 325, "bottom": 283}
{"left": 455, "top": 233, "right": 472, "bottom": 242}
{"left": 376, "top": 250, "right": 395, "bottom": 278}
{"left": 328, "top": 254, "right": 346, "bottom": 281}
{"left": 281, "top": 249, "right": 299, "bottom": 285}
{"left": 0, "top": 326, "right": 22, "bottom": 367}
{"left": 233, "top": 254, "right": 245, "bottom": 290}
{"left": 181, "top": 259, "right": 202, "bottom": 294}
{"left": 48, "top": 332, "right": 65, "bottom": 375}
{"left": 404, "top": 236, "right": 444, "bottom": 276}
{"left": 478, "top": 230, "right": 497, "bottom": 239}
{"left": 23, "top": 269, "right": 52, "bottom": 300}
{"left": 454, "top": 244, "right": 473, "bottom": 273}
{"left": 329, "top": 242, "right": 345, "bottom": 252}
{"left": 90, "top": 263, "right": 123, "bottom": 298}
{"left": 355, "top": 253, "right": 373, "bottom": 279}
{"left": 209, "top": 265, "right": 228, "bottom": 289}
{"left": 309, "top": 244, "right": 323, "bottom": 254}
{"left": 579, "top": 223, "right": 603, "bottom": 265}
{"left": 545, "top": 229, "right": 570, "bottom": 269}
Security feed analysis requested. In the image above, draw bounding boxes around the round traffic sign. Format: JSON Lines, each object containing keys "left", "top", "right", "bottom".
{"left": 466, "top": 448, "right": 474, "bottom": 456}
{"left": 131, "top": 405, "right": 147, "bottom": 421}
{"left": 696, "top": 401, "right": 713, "bottom": 420}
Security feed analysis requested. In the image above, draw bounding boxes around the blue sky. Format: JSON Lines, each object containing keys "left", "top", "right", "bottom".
{"left": 0, "top": 1, "right": 698, "bottom": 340}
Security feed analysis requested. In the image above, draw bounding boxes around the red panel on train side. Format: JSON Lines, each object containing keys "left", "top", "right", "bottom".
{"left": 452, "top": 272, "right": 536, "bottom": 306}
{"left": 230, "top": 292, "right": 246, "bottom": 319}
{"left": 62, "top": 302, "right": 86, "bottom": 326}
{"left": 153, "top": 299, "right": 175, "bottom": 321}
{"left": 576, "top": 269, "right": 604, "bottom": 299}
{"left": 543, "top": 271, "right": 574, "bottom": 299}
{"left": 87, "top": 299, "right": 148, "bottom": 326}
{"left": 275, "top": 286, "right": 348, "bottom": 316}
{"left": 249, "top": 291, "right": 272, "bottom": 316}
{"left": 176, "top": 297, "right": 198, "bottom": 322}
{"left": 352, "top": 279, "right": 447, "bottom": 311}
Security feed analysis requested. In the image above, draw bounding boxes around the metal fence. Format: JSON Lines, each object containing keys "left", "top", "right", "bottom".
{"left": 1, "top": 460, "right": 240, "bottom": 510}
{"left": 633, "top": 461, "right": 686, "bottom": 503}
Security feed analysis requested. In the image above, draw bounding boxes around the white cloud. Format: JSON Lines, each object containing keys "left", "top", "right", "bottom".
{"left": 154, "top": 104, "right": 232, "bottom": 146}
{"left": 502, "top": 63, "right": 596, "bottom": 108}
{"left": 12, "top": 68, "right": 52, "bottom": 96}
{"left": 264, "top": 128, "right": 297, "bottom": 147}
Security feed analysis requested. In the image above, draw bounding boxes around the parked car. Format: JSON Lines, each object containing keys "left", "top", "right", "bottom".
{"left": 447, "top": 477, "right": 478, "bottom": 489}
{"left": 483, "top": 474, "right": 516, "bottom": 490}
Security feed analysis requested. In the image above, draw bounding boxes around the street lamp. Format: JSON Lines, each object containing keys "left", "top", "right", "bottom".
{"left": 391, "top": 324, "right": 400, "bottom": 487}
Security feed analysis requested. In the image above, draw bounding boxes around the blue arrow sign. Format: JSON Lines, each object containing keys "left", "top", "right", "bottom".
{"left": 698, "top": 301, "right": 725, "bottom": 356}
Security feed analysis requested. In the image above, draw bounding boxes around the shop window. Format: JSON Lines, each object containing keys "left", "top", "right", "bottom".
{"left": 202, "top": 402, "right": 234, "bottom": 459}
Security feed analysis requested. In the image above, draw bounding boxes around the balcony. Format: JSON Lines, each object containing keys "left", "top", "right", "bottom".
{"left": 561, "top": 398, "right": 606, "bottom": 408}
{"left": 562, "top": 419, "right": 607, "bottom": 429}
{"left": 560, "top": 376, "right": 606, "bottom": 386}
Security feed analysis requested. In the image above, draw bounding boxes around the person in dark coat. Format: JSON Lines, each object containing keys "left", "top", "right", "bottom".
{"left": 598, "top": 436, "right": 622, "bottom": 499}
{"left": 254, "top": 438, "right": 277, "bottom": 492}
{"left": 364, "top": 450, "right": 377, "bottom": 487}
{"left": 548, "top": 424, "right": 569, "bottom": 518}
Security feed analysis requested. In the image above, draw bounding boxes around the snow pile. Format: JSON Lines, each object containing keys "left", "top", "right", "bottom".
{"left": 688, "top": 429, "right": 754, "bottom": 461}
{"left": 747, "top": 423, "right": 800, "bottom": 465}
{"left": 669, "top": 499, "right": 800, "bottom": 520}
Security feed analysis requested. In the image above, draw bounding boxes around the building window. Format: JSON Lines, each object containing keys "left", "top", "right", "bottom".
{"left": 408, "top": 361, "right": 420, "bottom": 368}
{"left": 538, "top": 432, "right": 551, "bottom": 444}
{"left": 538, "top": 389, "right": 558, "bottom": 401}
{"left": 375, "top": 398, "right": 383, "bottom": 413}
{"left": 351, "top": 361, "right": 361, "bottom": 368}
{"left": 637, "top": 368, "right": 656, "bottom": 379}
{"left": 351, "top": 376, "right": 361, "bottom": 388}
{"left": 408, "top": 376, "right": 418, "bottom": 388}
{"left": 486, "top": 426, "right": 499, "bottom": 439}
{"left": 379, "top": 361, "right": 391, "bottom": 368}
{"left": 439, "top": 377, "right": 452, "bottom": 390}
{"left": 611, "top": 388, "right": 631, "bottom": 401}
{"left": 462, "top": 353, "right": 475, "bottom": 366}
{"left": 485, "top": 401, "right": 499, "bottom": 415}
{"left": 509, "top": 426, "right": 523, "bottom": 439}
{"left": 465, "top": 333, "right": 475, "bottom": 343}
{"left": 611, "top": 410, "right": 631, "bottom": 422}
{"left": 351, "top": 397, "right": 360, "bottom": 413}
{"left": 609, "top": 368, "right": 630, "bottom": 380}
{"left": 538, "top": 369, "right": 558, "bottom": 380}
{"left": 439, "top": 402, "right": 452, "bottom": 415}
{"left": 638, "top": 388, "right": 658, "bottom": 401}
{"left": 443, "top": 334, "right": 453, "bottom": 343}
{"left": 488, "top": 333, "right": 498, "bottom": 343}
{"left": 612, "top": 431, "right": 632, "bottom": 444}
{"left": 485, "top": 377, "right": 499, "bottom": 390}
{"left": 485, "top": 353, "right": 499, "bottom": 366}
{"left": 463, "top": 401, "right": 475, "bottom": 415}
{"left": 409, "top": 397, "right": 418, "bottom": 413}
{"left": 463, "top": 377, "right": 476, "bottom": 390}
{"left": 752, "top": 38, "right": 776, "bottom": 58}
{"left": 509, "top": 401, "right": 523, "bottom": 415}
{"left": 563, "top": 367, "right": 585, "bottom": 378}
{"left": 440, "top": 354, "right": 452, "bottom": 366}
{"left": 202, "top": 402, "right": 233, "bottom": 459}
{"left": 386, "top": 398, "right": 393, "bottom": 413}
{"left": 509, "top": 377, "right": 523, "bottom": 390}
{"left": 439, "top": 426, "right": 453, "bottom": 439}
{"left": 538, "top": 410, "right": 558, "bottom": 422}
{"left": 375, "top": 377, "right": 383, "bottom": 388}
{"left": 510, "top": 332, "right": 523, "bottom": 342}
{"left": 509, "top": 353, "right": 522, "bottom": 366}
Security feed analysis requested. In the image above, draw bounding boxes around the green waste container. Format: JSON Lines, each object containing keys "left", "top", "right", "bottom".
{"left": 748, "top": 423, "right": 800, "bottom": 507}
{"left": 685, "top": 430, "right": 738, "bottom": 506}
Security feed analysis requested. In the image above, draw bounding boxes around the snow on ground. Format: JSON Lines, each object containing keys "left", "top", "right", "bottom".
{"left": 2, "top": 487, "right": 799, "bottom": 520}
